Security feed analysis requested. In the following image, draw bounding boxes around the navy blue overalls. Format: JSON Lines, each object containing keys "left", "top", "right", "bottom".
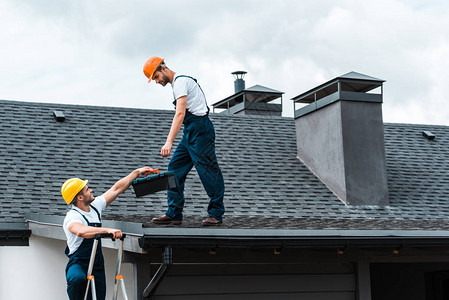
{"left": 166, "top": 75, "right": 225, "bottom": 221}
{"left": 65, "top": 205, "right": 106, "bottom": 300}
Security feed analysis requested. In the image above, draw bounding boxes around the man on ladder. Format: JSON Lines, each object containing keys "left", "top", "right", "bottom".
{"left": 143, "top": 56, "right": 225, "bottom": 226}
{"left": 61, "top": 167, "right": 153, "bottom": 300}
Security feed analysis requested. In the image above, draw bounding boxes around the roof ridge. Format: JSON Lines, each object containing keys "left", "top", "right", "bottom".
{"left": 384, "top": 122, "right": 449, "bottom": 128}
{"left": 0, "top": 99, "right": 174, "bottom": 114}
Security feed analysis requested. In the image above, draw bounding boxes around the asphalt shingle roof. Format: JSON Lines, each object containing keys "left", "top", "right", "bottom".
{"left": 1, "top": 99, "right": 449, "bottom": 231}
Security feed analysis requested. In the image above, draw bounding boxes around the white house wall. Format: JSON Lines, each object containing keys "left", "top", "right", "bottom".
{"left": 0, "top": 235, "right": 135, "bottom": 299}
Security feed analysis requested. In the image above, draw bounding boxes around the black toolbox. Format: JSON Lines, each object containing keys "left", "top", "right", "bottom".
{"left": 131, "top": 169, "right": 177, "bottom": 197}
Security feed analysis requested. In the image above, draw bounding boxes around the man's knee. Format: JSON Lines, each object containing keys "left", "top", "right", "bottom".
{"left": 67, "top": 264, "right": 88, "bottom": 290}
{"left": 67, "top": 271, "right": 87, "bottom": 289}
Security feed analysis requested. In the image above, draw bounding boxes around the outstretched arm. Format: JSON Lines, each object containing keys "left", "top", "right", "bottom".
{"left": 102, "top": 167, "right": 153, "bottom": 207}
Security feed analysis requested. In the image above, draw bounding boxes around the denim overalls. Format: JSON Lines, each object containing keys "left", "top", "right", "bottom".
{"left": 65, "top": 205, "right": 106, "bottom": 300}
{"left": 166, "top": 75, "right": 225, "bottom": 221}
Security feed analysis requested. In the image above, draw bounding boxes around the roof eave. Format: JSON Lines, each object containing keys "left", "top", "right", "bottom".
{"left": 25, "top": 213, "right": 449, "bottom": 252}
{"left": 139, "top": 231, "right": 449, "bottom": 250}
{"left": 0, "top": 222, "right": 31, "bottom": 246}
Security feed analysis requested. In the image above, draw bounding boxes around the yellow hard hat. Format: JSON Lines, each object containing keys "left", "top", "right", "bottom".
{"left": 61, "top": 178, "right": 88, "bottom": 204}
{"left": 143, "top": 56, "right": 164, "bottom": 82}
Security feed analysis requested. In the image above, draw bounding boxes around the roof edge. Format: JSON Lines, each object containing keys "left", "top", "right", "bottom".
{"left": 0, "top": 222, "right": 28, "bottom": 230}
{"left": 139, "top": 233, "right": 449, "bottom": 250}
{"left": 0, "top": 222, "right": 31, "bottom": 246}
{"left": 27, "top": 214, "right": 449, "bottom": 239}
{"left": 0, "top": 99, "right": 175, "bottom": 114}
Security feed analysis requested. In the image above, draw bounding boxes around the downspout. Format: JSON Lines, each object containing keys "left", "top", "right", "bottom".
{"left": 142, "top": 247, "right": 173, "bottom": 299}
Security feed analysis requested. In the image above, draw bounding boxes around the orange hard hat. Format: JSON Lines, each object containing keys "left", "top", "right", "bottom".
{"left": 143, "top": 56, "right": 164, "bottom": 82}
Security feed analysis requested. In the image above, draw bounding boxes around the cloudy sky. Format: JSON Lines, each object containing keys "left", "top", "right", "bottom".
{"left": 1, "top": 0, "right": 448, "bottom": 125}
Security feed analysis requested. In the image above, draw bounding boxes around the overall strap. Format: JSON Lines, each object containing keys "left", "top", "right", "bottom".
{"left": 71, "top": 204, "right": 101, "bottom": 224}
{"left": 173, "top": 75, "right": 209, "bottom": 114}
{"left": 90, "top": 204, "right": 101, "bottom": 221}
{"left": 72, "top": 208, "right": 90, "bottom": 224}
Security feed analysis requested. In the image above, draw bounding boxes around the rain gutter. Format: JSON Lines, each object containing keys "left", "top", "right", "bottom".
{"left": 25, "top": 213, "right": 449, "bottom": 253}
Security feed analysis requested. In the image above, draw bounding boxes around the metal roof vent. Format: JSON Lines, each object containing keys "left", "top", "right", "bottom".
{"left": 232, "top": 71, "right": 247, "bottom": 93}
{"left": 422, "top": 131, "right": 435, "bottom": 140}
{"left": 53, "top": 110, "right": 65, "bottom": 122}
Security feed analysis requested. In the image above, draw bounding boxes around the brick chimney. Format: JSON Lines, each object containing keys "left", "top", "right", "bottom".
{"left": 291, "top": 72, "right": 389, "bottom": 206}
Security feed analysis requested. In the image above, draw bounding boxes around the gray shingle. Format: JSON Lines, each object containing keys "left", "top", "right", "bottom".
{"left": 1, "top": 99, "right": 449, "bottom": 231}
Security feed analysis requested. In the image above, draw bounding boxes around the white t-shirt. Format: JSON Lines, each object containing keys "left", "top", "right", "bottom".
{"left": 171, "top": 75, "right": 208, "bottom": 116}
{"left": 63, "top": 196, "right": 107, "bottom": 255}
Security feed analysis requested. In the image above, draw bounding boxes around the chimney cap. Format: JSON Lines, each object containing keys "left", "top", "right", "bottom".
{"left": 212, "top": 84, "right": 284, "bottom": 109}
{"left": 291, "top": 71, "right": 385, "bottom": 104}
{"left": 232, "top": 71, "right": 247, "bottom": 79}
{"left": 338, "top": 71, "right": 385, "bottom": 83}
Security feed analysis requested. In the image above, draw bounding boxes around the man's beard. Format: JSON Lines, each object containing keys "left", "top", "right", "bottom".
{"left": 84, "top": 196, "right": 94, "bottom": 205}
{"left": 160, "top": 74, "right": 170, "bottom": 86}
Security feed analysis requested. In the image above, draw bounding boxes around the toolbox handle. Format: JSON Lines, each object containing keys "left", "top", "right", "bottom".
{"left": 94, "top": 233, "right": 126, "bottom": 241}
{"left": 145, "top": 168, "right": 160, "bottom": 176}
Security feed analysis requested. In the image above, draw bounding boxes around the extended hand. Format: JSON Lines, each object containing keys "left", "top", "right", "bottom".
{"left": 161, "top": 141, "right": 173, "bottom": 157}
{"left": 138, "top": 167, "right": 154, "bottom": 177}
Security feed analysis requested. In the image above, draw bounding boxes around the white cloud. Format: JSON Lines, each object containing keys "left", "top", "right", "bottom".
{"left": 1, "top": 0, "right": 449, "bottom": 125}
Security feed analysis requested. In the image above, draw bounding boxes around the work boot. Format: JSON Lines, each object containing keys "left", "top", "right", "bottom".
{"left": 152, "top": 214, "right": 182, "bottom": 225}
{"left": 202, "top": 217, "right": 222, "bottom": 226}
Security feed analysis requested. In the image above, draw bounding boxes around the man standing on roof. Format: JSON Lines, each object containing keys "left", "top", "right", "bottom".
{"left": 61, "top": 167, "right": 153, "bottom": 300}
{"left": 143, "top": 56, "right": 225, "bottom": 226}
